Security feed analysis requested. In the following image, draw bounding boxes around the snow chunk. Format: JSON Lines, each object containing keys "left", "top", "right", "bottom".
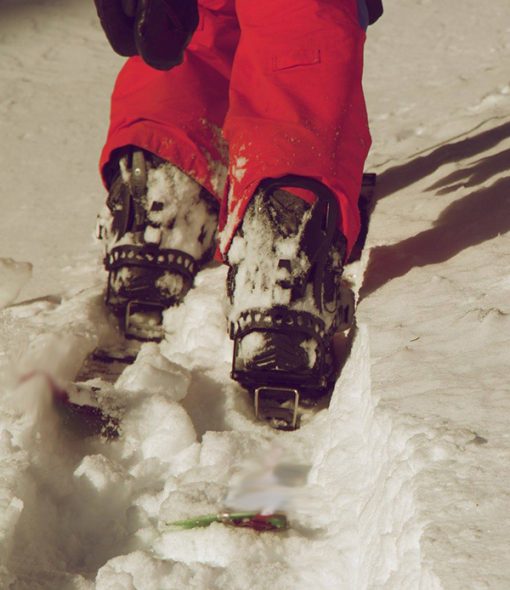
{"left": 237, "top": 332, "right": 266, "bottom": 364}
{"left": 299, "top": 338, "right": 317, "bottom": 368}
{"left": 16, "top": 332, "right": 95, "bottom": 382}
{"left": 116, "top": 342, "right": 190, "bottom": 401}
{"left": 74, "top": 454, "right": 124, "bottom": 493}
{"left": 5, "top": 372, "right": 61, "bottom": 446}
{"left": 155, "top": 272, "right": 184, "bottom": 298}
{"left": 161, "top": 266, "right": 230, "bottom": 368}
{"left": 122, "top": 395, "right": 197, "bottom": 462}
{"left": 96, "top": 550, "right": 215, "bottom": 590}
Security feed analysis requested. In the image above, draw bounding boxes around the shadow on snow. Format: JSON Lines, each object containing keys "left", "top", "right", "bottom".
{"left": 359, "top": 120, "right": 510, "bottom": 300}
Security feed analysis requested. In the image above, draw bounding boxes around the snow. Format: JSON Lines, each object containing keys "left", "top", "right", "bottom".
{"left": 144, "top": 162, "right": 217, "bottom": 260}
{"left": 227, "top": 197, "right": 309, "bottom": 313}
{"left": 231, "top": 157, "right": 248, "bottom": 183}
{"left": 0, "top": 259, "right": 32, "bottom": 310}
{"left": 115, "top": 343, "right": 190, "bottom": 402}
{"left": 1, "top": 0, "right": 510, "bottom": 588}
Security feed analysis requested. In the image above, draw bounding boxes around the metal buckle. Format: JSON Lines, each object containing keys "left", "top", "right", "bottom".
{"left": 125, "top": 300, "right": 165, "bottom": 341}
{"left": 254, "top": 386, "right": 300, "bottom": 430}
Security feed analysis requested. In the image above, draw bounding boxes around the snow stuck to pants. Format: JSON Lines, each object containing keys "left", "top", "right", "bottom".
{"left": 0, "top": 267, "right": 441, "bottom": 589}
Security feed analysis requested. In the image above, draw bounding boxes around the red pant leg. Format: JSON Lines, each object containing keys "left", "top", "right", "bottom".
{"left": 220, "top": 0, "right": 371, "bottom": 257}
{"left": 100, "top": 0, "right": 239, "bottom": 201}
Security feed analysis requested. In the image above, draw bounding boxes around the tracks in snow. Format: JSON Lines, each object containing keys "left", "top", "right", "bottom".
{"left": 0, "top": 272, "right": 443, "bottom": 589}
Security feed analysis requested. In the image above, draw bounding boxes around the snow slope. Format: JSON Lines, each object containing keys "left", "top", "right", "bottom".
{"left": 0, "top": 0, "right": 509, "bottom": 588}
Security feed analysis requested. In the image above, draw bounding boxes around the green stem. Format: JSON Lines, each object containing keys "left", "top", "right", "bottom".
{"left": 166, "top": 511, "right": 288, "bottom": 530}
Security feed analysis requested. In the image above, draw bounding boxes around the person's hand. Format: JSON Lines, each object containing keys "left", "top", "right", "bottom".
{"left": 94, "top": 0, "right": 199, "bottom": 70}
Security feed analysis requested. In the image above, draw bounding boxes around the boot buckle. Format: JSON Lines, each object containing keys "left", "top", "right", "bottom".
{"left": 125, "top": 300, "right": 165, "bottom": 341}
{"left": 254, "top": 386, "right": 300, "bottom": 430}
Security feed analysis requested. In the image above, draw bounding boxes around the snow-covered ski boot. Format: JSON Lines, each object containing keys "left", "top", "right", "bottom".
{"left": 227, "top": 175, "right": 355, "bottom": 430}
{"left": 98, "top": 148, "right": 218, "bottom": 340}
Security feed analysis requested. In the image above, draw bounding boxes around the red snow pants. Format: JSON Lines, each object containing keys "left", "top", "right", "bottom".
{"left": 100, "top": 0, "right": 371, "bottom": 258}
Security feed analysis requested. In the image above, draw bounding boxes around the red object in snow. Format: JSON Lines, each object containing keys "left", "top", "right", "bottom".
{"left": 100, "top": 0, "right": 371, "bottom": 259}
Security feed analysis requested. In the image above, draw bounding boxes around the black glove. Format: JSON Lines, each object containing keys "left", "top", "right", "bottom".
{"left": 94, "top": 0, "right": 199, "bottom": 70}
{"left": 366, "top": 0, "right": 383, "bottom": 25}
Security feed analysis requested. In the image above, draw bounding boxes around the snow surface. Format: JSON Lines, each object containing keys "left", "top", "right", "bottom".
{"left": 0, "top": 259, "right": 32, "bottom": 310}
{"left": 1, "top": 0, "right": 510, "bottom": 588}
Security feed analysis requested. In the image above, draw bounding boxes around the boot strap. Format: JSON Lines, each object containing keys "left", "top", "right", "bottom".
{"left": 105, "top": 244, "right": 198, "bottom": 281}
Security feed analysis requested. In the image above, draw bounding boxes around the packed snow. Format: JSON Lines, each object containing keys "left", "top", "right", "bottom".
{"left": 1, "top": 0, "right": 509, "bottom": 589}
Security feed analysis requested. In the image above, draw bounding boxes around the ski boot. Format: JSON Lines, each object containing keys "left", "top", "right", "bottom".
{"left": 98, "top": 148, "right": 218, "bottom": 340}
{"left": 227, "top": 175, "right": 355, "bottom": 430}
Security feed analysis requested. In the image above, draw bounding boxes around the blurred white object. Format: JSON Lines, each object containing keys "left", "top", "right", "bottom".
{"left": 224, "top": 447, "right": 310, "bottom": 515}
